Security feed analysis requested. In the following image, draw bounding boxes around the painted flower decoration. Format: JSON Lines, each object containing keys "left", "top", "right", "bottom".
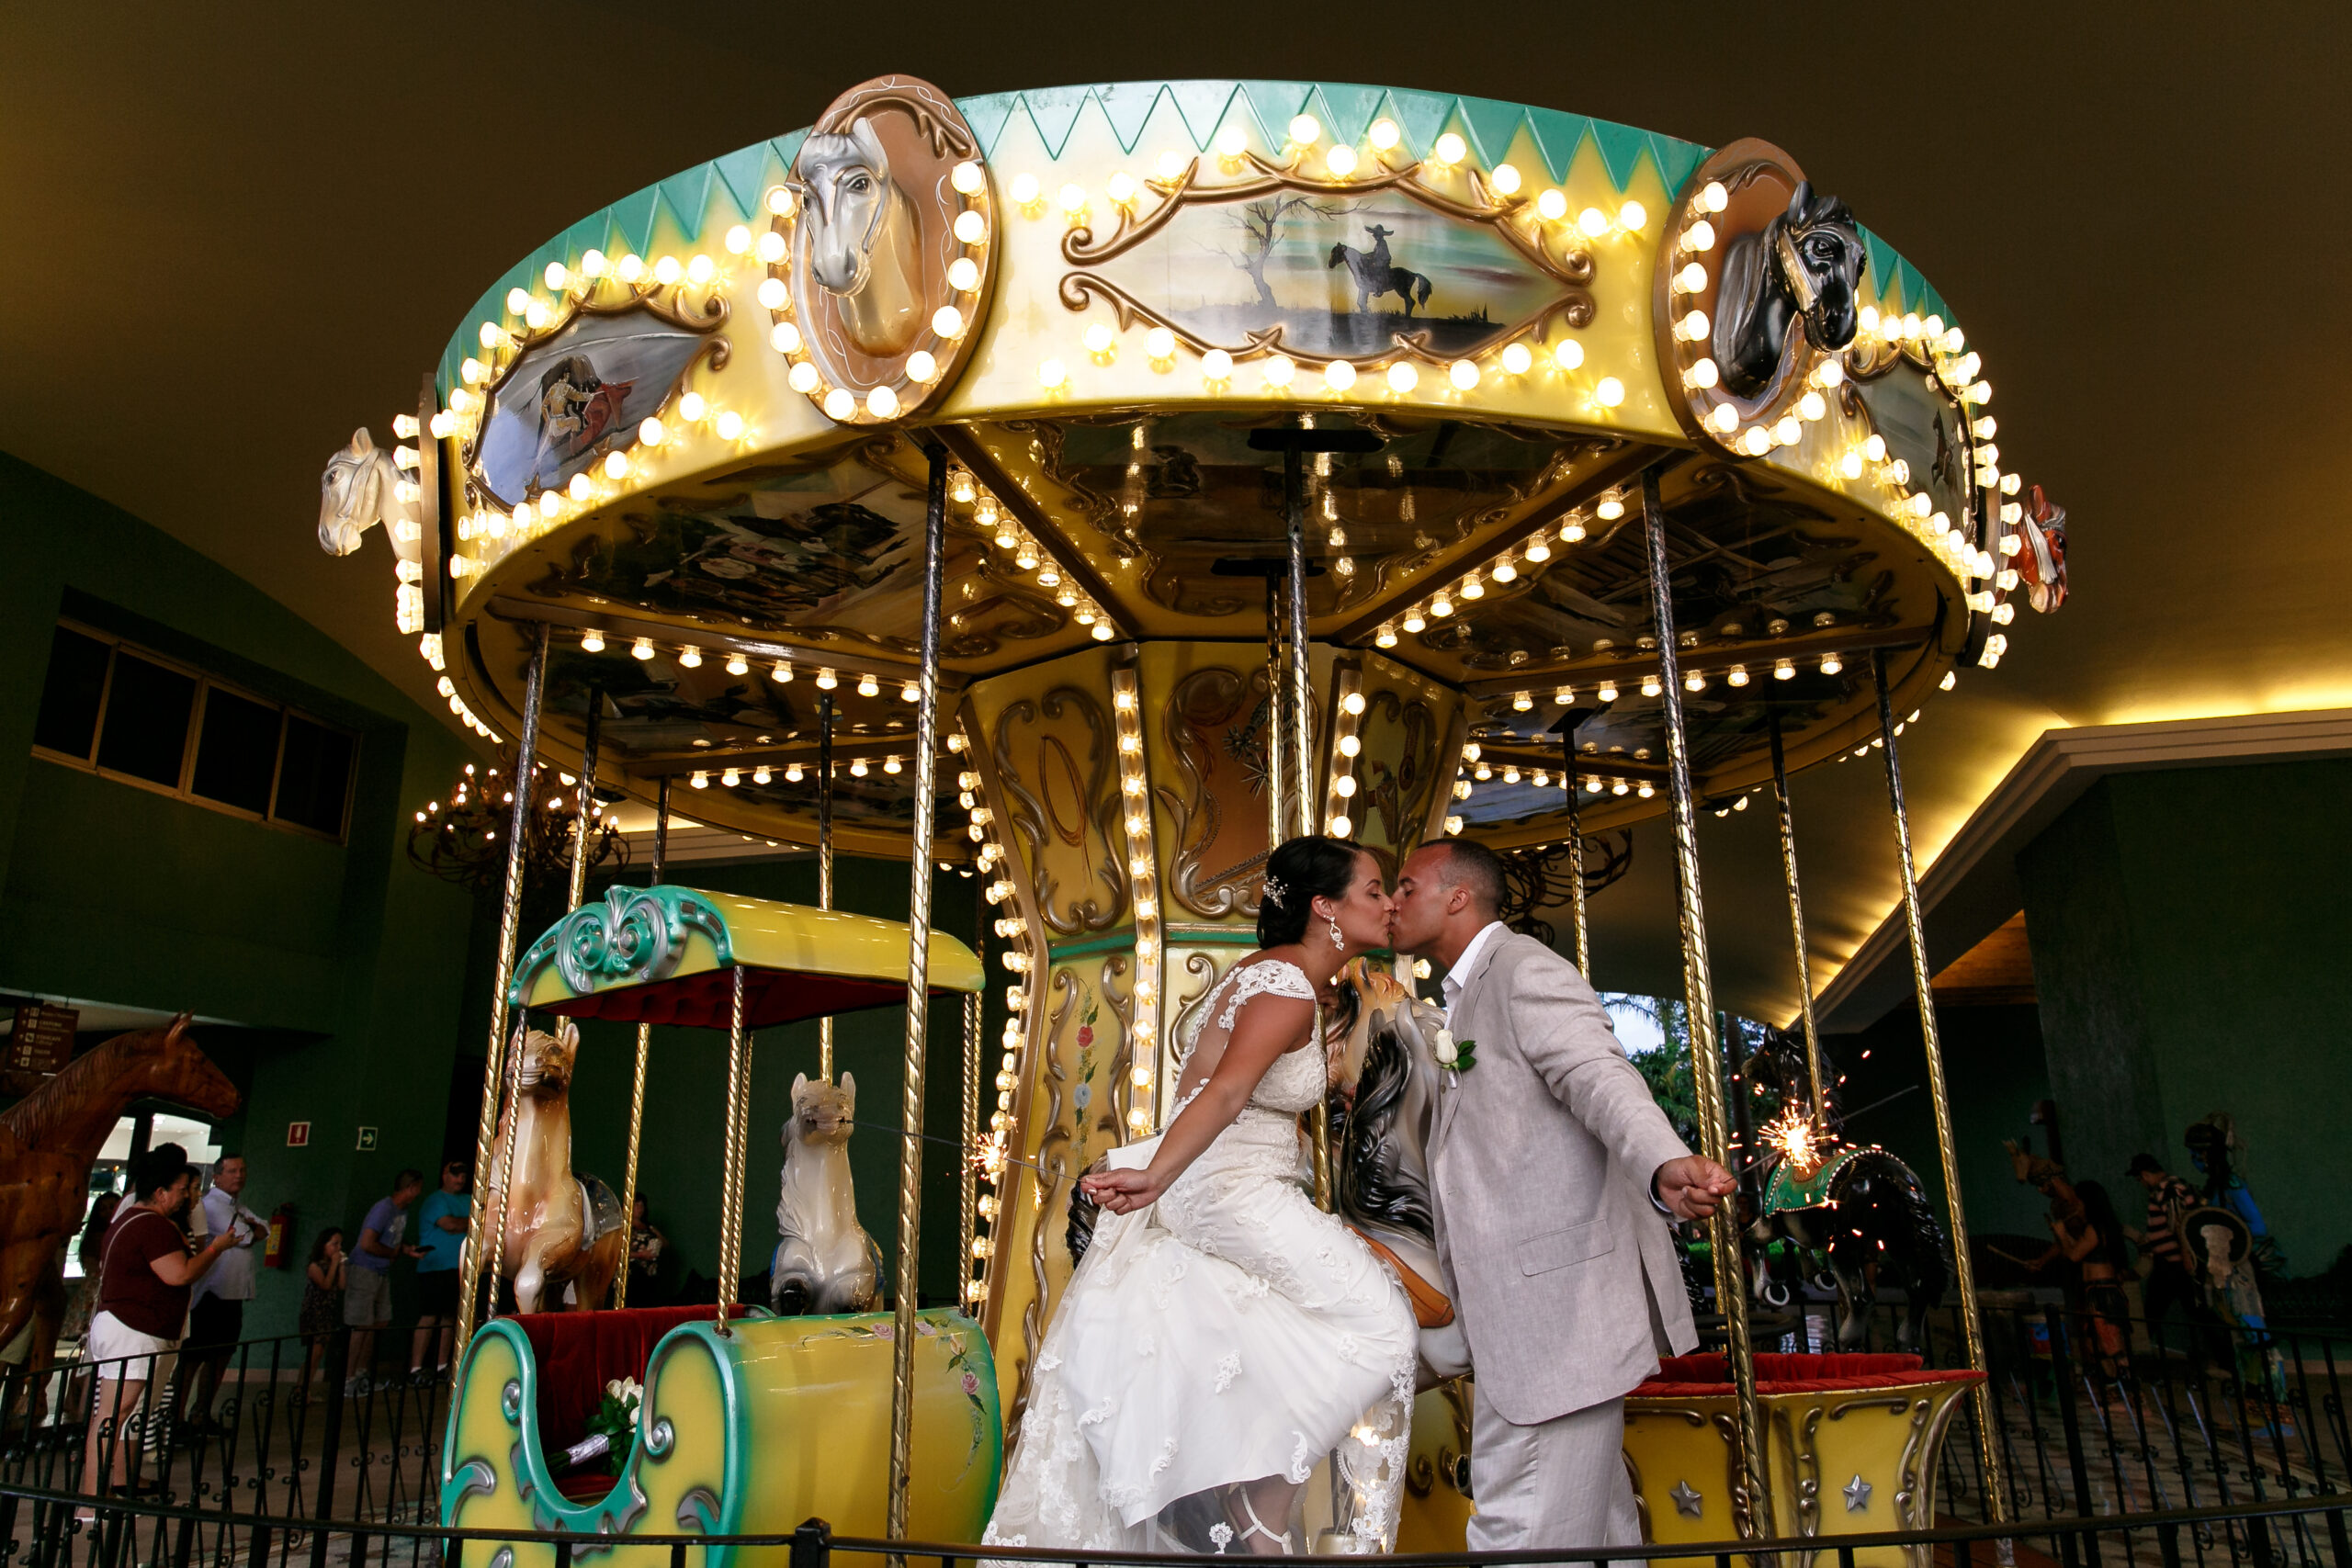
{"left": 1077, "top": 1024, "right": 1094, "bottom": 1047}
{"left": 962, "top": 1371, "right": 980, "bottom": 1394}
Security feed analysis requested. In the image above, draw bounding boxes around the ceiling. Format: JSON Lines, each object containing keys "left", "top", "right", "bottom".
{"left": 6, "top": 3, "right": 2347, "bottom": 1025}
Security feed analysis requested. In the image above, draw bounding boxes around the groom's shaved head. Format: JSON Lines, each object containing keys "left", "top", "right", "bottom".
{"left": 1431, "top": 840, "right": 1506, "bottom": 917}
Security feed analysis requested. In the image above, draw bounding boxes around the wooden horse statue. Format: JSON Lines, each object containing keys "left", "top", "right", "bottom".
{"left": 769, "top": 1073, "right": 880, "bottom": 1314}
{"left": 485, "top": 1021, "right": 624, "bottom": 1313}
{"left": 0, "top": 1016, "right": 241, "bottom": 1376}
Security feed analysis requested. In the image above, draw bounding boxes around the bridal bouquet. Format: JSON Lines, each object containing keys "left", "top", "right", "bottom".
{"left": 583, "top": 1377, "right": 643, "bottom": 1476}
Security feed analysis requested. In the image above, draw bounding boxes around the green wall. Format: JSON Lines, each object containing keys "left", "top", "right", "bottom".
{"left": 2018, "top": 765, "right": 2352, "bottom": 1277}
{"left": 1822, "top": 1002, "right": 2055, "bottom": 1245}
{"left": 0, "top": 451, "right": 481, "bottom": 1341}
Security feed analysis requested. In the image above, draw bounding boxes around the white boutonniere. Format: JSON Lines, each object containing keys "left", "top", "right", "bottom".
{"left": 1430, "top": 1027, "right": 1477, "bottom": 1077}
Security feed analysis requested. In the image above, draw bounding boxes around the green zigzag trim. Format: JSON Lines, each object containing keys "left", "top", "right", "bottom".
{"left": 436, "top": 82, "right": 1950, "bottom": 394}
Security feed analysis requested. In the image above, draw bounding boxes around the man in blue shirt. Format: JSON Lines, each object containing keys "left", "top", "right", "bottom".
{"left": 408, "top": 1160, "right": 471, "bottom": 1382}
{"left": 345, "top": 1169, "right": 424, "bottom": 1393}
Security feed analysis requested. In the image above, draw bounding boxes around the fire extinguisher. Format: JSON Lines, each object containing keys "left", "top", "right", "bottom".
{"left": 264, "top": 1202, "right": 295, "bottom": 1270}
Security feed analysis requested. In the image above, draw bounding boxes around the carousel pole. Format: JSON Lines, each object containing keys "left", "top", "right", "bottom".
{"left": 613, "top": 774, "right": 668, "bottom": 1310}
{"left": 818, "top": 691, "right": 837, "bottom": 1083}
{"left": 885, "top": 438, "right": 949, "bottom": 1552}
{"left": 1262, "top": 575, "right": 1286, "bottom": 852}
{"left": 1768, "top": 711, "right": 1827, "bottom": 1125}
{"left": 1282, "top": 440, "right": 1335, "bottom": 1215}
{"left": 1566, "top": 782, "right": 1592, "bottom": 978}
{"left": 453, "top": 622, "right": 549, "bottom": 1373}
{"left": 959, "top": 878, "right": 982, "bottom": 1314}
{"left": 713, "top": 964, "right": 750, "bottom": 1331}
{"left": 1871, "top": 649, "right": 2011, "bottom": 1535}
{"left": 1639, "top": 468, "right": 1773, "bottom": 1539}
{"left": 567, "top": 694, "right": 602, "bottom": 908}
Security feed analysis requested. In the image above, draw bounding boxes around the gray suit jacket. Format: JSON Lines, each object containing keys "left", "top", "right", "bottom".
{"left": 1428, "top": 931, "right": 1699, "bottom": 1425}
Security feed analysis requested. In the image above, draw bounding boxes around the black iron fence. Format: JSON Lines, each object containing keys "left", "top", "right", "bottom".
{"left": 8, "top": 1486, "right": 2352, "bottom": 1568}
{"left": 0, "top": 1302, "right": 2340, "bottom": 1568}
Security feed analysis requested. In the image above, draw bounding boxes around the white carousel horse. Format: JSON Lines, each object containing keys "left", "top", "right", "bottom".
{"left": 790, "top": 118, "right": 924, "bottom": 358}
{"left": 316, "top": 426, "right": 423, "bottom": 560}
{"left": 770, "top": 1073, "right": 882, "bottom": 1314}
{"left": 486, "top": 1021, "right": 626, "bottom": 1314}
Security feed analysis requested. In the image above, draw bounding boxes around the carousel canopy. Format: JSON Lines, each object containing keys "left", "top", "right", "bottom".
{"left": 509, "top": 884, "right": 982, "bottom": 1029}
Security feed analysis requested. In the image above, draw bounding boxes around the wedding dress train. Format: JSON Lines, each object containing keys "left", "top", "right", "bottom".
{"left": 983, "top": 959, "right": 1418, "bottom": 1554}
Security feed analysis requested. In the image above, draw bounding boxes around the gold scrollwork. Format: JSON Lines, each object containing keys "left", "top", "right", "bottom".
{"left": 1012, "top": 964, "right": 1080, "bottom": 1424}
{"left": 1100, "top": 953, "right": 1135, "bottom": 1149}
{"left": 992, "top": 686, "right": 1125, "bottom": 936}
{"left": 1162, "top": 951, "right": 1224, "bottom": 1068}
{"left": 1156, "top": 666, "right": 1272, "bottom": 919}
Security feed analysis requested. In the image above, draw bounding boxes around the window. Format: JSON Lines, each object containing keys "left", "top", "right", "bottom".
{"left": 30, "top": 621, "right": 357, "bottom": 842}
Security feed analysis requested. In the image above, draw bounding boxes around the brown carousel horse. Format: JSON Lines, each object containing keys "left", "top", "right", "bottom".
{"left": 0, "top": 1016, "right": 241, "bottom": 1381}
{"left": 483, "top": 1021, "right": 624, "bottom": 1313}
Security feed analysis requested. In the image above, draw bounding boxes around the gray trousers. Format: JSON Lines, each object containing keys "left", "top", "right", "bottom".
{"left": 1466, "top": 1393, "right": 1639, "bottom": 1562}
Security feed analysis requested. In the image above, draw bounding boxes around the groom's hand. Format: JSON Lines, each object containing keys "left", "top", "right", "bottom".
{"left": 1652, "top": 1156, "right": 1737, "bottom": 1222}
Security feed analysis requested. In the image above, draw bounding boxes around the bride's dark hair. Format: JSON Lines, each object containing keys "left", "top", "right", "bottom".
{"left": 1256, "top": 836, "right": 1364, "bottom": 948}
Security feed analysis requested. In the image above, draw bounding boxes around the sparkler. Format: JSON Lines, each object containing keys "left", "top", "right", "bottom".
{"left": 845, "top": 1117, "right": 1067, "bottom": 1180}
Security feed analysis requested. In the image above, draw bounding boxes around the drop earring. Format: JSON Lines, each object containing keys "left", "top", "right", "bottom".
{"left": 1329, "top": 917, "right": 1344, "bottom": 949}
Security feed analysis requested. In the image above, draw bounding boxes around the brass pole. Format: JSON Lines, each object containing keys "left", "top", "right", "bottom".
{"left": 1566, "top": 785, "right": 1592, "bottom": 978}
{"left": 714, "top": 965, "right": 749, "bottom": 1332}
{"left": 453, "top": 622, "right": 549, "bottom": 1371}
{"left": 1768, "top": 711, "right": 1827, "bottom": 1127}
{"left": 886, "top": 440, "right": 949, "bottom": 1549}
{"left": 818, "top": 692, "right": 837, "bottom": 1083}
{"left": 959, "top": 982, "right": 981, "bottom": 1315}
{"left": 1640, "top": 468, "right": 1772, "bottom": 1538}
{"left": 1872, "top": 648, "right": 2010, "bottom": 1530}
{"left": 1283, "top": 443, "right": 1334, "bottom": 1214}
{"left": 1262, "top": 576, "right": 1285, "bottom": 853}
{"left": 614, "top": 775, "right": 668, "bottom": 1310}
{"left": 567, "top": 696, "right": 602, "bottom": 908}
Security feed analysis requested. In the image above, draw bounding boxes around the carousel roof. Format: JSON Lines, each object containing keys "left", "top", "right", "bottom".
{"left": 510, "top": 884, "right": 983, "bottom": 1029}
{"left": 374, "top": 78, "right": 2030, "bottom": 862}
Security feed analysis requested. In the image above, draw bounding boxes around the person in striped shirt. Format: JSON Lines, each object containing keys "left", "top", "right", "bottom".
{"left": 2127, "top": 1154, "right": 2202, "bottom": 1337}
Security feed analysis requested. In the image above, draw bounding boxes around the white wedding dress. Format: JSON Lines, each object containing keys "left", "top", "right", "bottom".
{"left": 983, "top": 959, "right": 1418, "bottom": 1555}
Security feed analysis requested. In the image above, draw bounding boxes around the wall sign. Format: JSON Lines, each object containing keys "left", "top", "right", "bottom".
{"left": 286, "top": 1122, "right": 312, "bottom": 1147}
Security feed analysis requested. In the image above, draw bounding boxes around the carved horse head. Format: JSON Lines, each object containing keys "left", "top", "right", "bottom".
{"left": 514, "top": 1020, "right": 581, "bottom": 1098}
{"left": 1712, "top": 181, "right": 1864, "bottom": 400}
{"left": 791, "top": 118, "right": 923, "bottom": 357}
{"left": 1737, "top": 1021, "right": 1832, "bottom": 1120}
{"left": 0, "top": 1014, "right": 241, "bottom": 1161}
{"left": 788, "top": 1071, "right": 857, "bottom": 1148}
{"left": 317, "top": 427, "right": 421, "bottom": 559}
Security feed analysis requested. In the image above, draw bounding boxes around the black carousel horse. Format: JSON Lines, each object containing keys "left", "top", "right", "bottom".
{"left": 1739, "top": 1025, "right": 1950, "bottom": 1351}
{"left": 1711, "top": 181, "right": 1865, "bottom": 400}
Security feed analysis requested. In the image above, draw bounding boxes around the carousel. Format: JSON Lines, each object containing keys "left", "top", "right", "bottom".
{"left": 317, "top": 73, "right": 2071, "bottom": 1563}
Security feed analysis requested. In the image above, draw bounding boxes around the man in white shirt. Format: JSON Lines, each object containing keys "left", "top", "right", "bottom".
{"left": 181, "top": 1156, "right": 265, "bottom": 1432}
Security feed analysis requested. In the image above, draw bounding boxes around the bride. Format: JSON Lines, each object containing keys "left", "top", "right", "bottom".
{"left": 984, "top": 836, "right": 1418, "bottom": 1556}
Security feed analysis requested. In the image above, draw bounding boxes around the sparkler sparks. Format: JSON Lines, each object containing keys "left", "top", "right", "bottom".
{"left": 1762, "top": 1106, "right": 1827, "bottom": 1177}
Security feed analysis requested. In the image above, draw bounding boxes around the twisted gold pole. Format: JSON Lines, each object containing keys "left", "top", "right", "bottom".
{"left": 613, "top": 775, "right": 668, "bottom": 1311}
{"left": 567, "top": 694, "right": 601, "bottom": 909}
{"left": 1283, "top": 444, "right": 1334, "bottom": 1215}
{"left": 1872, "top": 648, "right": 2010, "bottom": 1531}
{"left": 1262, "top": 576, "right": 1285, "bottom": 854}
{"left": 886, "top": 441, "right": 949, "bottom": 1551}
{"left": 959, "top": 983, "right": 981, "bottom": 1315}
{"left": 1566, "top": 787, "right": 1591, "bottom": 977}
{"left": 818, "top": 692, "right": 837, "bottom": 1083}
{"left": 1641, "top": 468, "right": 1772, "bottom": 1539}
{"left": 1768, "top": 711, "right": 1827, "bottom": 1127}
{"left": 453, "top": 622, "right": 548, "bottom": 1377}
{"left": 715, "top": 965, "right": 749, "bottom": 1332}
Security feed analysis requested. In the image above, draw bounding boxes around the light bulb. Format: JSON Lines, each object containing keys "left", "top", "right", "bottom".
{"left": 1287, "top": 113, "right": 1321, "bottom": 145}
{"left": 1324, "top": 359, "right": 1357, "bottom": 390}
{"left": 1594, "top": 377, "right": 1625, "bottom": 407}
{"left": 1146, "top": 326, "right": 1177, "bottom": 361}
{"left": 1619, "top": 200, "right": 1648, "bottom": 232}
{"left": 1820, "top": 653, "right": 1844, "bottom": 676}
{"left": 1449, "top": 359, "right": 1480, "bottom": 390}
{"left": 816, "top": 668, "right": 838, "bottom": 690}
{"left": 823, "top": 388, "right": 856, "bottom": 421}
{"left": 677, "top": 646, "right": 702, "bottom": 669}
{"left": 850, "top": 759, "right": 868, "bottom": 778}
{"left": 1726, "top": 665, "right": 1749, "bottom": 687}
{"left": 772, "top": 660, "right": 793, "bottom": 682}
{"left": 631, "top": 637, "right": 655, "bottom": 660}
{"left": 1597, "top": 682, "right": 1618, "bottom": 703}
{"left": 865, "top": 386, "right": 899, "bottom": 419}
{"left": 1200, "top": 348, "right": 1233, "bottom": 381}
{"left": 1009, "top": 173, "right": 1039, "bottom": 206}
{"left": 1386, "top": 361, "right": 1419, "bottom": 392}
{"left": 581, "top": 629, "right": 605, "bottom": 653}
{"left": 1554, "top": 338, "right": 1586, "bottom": 371}
{"left": 884, "top": 755, "right": 902, "bottom": 774}
{"left": 901, "top": 681, "right": 921, "bottom": 703}
{"left": 1596, "top": 495, "right": 1625, "bottom": 521}
{"left": 1215, "top": 124, "right": 1249, "bottom": 158}
{"left": 1432, "top": 131, "right": 1465, "bottom": 164}
{"left": 858, "top": 673, "right": 881, "bottom": 697}
{"left": 1577, "top": 207, "right": 1610, "bottom": 238}
{"left": 715, "top": 411, "right": 745, "bottom": 440}
{"left": 1261, "top": 355, "right": 1295, "bottom": 389}
{"left": 1430, "top": 594, "right": 1453, "bottom": 617}
{"left": 1369, "top": 118, "right": 1400, "bottom": 150}
{"left": 1489, "top": 163, "right": 1521, "bottom": 196}
{"left": 720, "top": 768, "right": 739, "bottom": 787}
{"left": 933, "top": 305, "right": 966, "bottom": 338}
{"left": 1400, "top": 613, "right": 1425, "bottom": 634}
{"left": 1774, "top": 659, "right": 1795, "bottom": 681}
{"left": 1640, "top": 676, "right": 1662, "bottom": 698}
{"left": 1326, "top": 144, "right": 1358, "bottom": 177}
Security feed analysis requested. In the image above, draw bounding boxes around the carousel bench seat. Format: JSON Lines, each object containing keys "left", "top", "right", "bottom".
{"left": 1636, "top": 1349, "right": 1982, "bottom": 1395}
{"left": 1624, "top": 1350, "right": 1986, "bottom": 1566}
{"left": 514, "top": 1305, "right": 753, "bottom": 1475}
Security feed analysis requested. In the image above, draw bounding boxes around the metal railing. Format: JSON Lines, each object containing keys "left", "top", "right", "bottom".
{"left": 0, "top": 1301, "right": 2340, "bottom": 1567}
{"left": 7, "top": 1484, "right": 2352, "bottom": 1568}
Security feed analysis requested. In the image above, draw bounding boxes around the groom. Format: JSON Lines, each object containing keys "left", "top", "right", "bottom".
{"left": 1391, "top": 838, "right": 1735, "bottom": 1556}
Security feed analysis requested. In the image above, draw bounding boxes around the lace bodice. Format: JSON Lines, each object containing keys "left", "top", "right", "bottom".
{"left": 1174, "top": 959, "right": 1323, "bottom": 1116}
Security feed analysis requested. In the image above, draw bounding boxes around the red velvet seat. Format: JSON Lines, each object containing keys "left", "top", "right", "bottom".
{"left": 512, "top": 1305, "right": 753, "bottom": 1483}
{"left": 1636, "top": 1350, "right": 1984, "bottom": 1397}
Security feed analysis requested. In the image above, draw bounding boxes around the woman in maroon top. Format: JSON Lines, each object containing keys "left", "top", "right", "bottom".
{"left": 80, "top": 1145, "right": 235, "bottom": 1510}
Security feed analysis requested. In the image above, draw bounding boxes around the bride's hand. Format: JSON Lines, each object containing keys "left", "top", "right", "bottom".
{"left": 1080, "top": 1166, "right": 1167, "bottom": 1214}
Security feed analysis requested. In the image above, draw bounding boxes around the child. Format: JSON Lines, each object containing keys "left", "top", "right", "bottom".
{"left": 298, "top": 1229, "right": 346, "bottom": 1393}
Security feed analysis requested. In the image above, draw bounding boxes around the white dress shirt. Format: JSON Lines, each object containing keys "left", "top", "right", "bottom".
{"left": 1440, "top": 919, "right": 1510, "bottom": 1027}
{"left": 193, "top": 1186, "right": 266, "bottom": 1303}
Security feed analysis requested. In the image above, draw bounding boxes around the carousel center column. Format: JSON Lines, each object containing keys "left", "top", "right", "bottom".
{"left": 956, "top": 637, "right": 1464, "bottom": 1424}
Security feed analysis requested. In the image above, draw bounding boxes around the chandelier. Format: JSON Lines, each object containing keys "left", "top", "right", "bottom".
{"left": 407, "top": 752, "right": 628, "bottom": 902}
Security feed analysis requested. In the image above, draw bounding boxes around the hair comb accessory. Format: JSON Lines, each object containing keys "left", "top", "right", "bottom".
{"left": 1261, "top": 874, "right": 1286, "bottom": 908}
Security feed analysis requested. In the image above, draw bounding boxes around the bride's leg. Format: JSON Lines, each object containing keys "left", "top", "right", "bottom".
{"left": 1225, "top": 1475, "right": 1301, "bottom": 1555}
